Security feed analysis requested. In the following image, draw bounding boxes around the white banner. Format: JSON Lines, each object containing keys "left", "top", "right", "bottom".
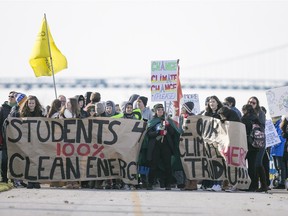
{"left": 266, "top": 86, "right": 288, "bottom": 117}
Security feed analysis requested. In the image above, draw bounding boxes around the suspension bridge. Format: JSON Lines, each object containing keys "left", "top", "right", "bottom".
{"left": 0, "top": 77, "right": 286, "bottom": 91}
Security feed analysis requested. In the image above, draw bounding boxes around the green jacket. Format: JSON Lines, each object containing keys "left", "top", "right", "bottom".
{"left": 138, "top": 116, "right": 183, "bottom": 171}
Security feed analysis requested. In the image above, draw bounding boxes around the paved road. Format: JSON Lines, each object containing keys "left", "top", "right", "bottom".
{"left": 0, "top": 186, "right": 287, "bottom": 216}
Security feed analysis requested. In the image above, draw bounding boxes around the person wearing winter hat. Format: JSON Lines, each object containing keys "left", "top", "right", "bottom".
{"left": 15, "top": 93, "right": 27, "bottom": 107}
{"left": 140, "top": 102, "right": 180, "bottom": 191}
{"left": 105, "top": 100, "right": 119, "bottom": 117}
{"left": 120, "top": 101, "right": 128, "bottom": 113}
{"left": 178, "top": 101, "right": 197, "bottom": 190}
{"left": 128, "top": 94, "right": 140, "bottom": 105}
{"left": 182, "top": 101, "right": 194, "bottom": 115}
{"left": 95, "top": 102, "right": 105, "bottom": 117}
{"left": 122, "top": 102, "right": 138, "bottom": 119}
{"left": 9, "top": 92, "right": 27, "bottom": 117}
{"left": 136, "top": 96, "right": 153, "bottom": 121}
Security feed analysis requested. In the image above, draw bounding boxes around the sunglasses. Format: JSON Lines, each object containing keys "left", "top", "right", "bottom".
{"left": 8, "top": 95, "right": 14, "bottom": 98}
{"left": 249, "top": 101, "right": 256, "bottom": 105}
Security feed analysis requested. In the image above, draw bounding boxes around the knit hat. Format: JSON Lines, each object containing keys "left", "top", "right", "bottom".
{"left": 15, "top": 93, "right": 27, "bottom": 107}
{"left": 154, "top": 103, "right": 164, "bottom": 110}
{"left": 137, "top": 96, "right": 148, "bottom": 107}
{"left": 95, "top": 102, "right": 105, "bottom": 114}
{"left": 183, "top": 101, "right": 194, "bottom": 114}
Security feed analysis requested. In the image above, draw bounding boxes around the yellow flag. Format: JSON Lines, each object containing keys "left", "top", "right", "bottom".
{"left": 29, "top": 18, "right": 67, "bottom": 77}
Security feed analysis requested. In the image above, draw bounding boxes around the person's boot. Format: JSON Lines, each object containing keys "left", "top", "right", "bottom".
{"left": 184, "top": 180, "right": 197, "bottom": 190}
{"left": 33, "top": 182, "right": 41, "bottom": 189}
{"left": 27, "top": 182, "right": 34, "bottom": 189}
{"left": 89, "top": 180, "right": 96, "bottom": 189}
{"left": 256, "top": 166, "right": 268, "bottom": 192}
{"left": 146, "top": 183, "right": 153, "bottom": 190}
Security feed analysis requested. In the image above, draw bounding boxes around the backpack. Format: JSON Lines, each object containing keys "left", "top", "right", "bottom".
{"left": 250, "top": 123, "right": 265, "bottom": 148}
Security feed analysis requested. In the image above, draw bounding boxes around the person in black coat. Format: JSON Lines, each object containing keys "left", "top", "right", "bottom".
{"left": 217, "top": 106, "right": 241, "bottom": 122}
{"left": 241, "top": 104, "right": 266, "bottom": 191}
{"left": 145, "top": 104, "right": 179, "bottom": 190}
{"left": 0, "top": 91, "right": 17, "bottom": 183}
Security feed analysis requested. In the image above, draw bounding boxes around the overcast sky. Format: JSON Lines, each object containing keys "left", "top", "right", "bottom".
{"left": 1, "top": 0, "right": 288, "bottom": 80}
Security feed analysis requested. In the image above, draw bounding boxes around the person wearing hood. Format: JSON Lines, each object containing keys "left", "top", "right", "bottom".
{"left": 128, "top": 94, "right": 140, "bottom": 108}
{"left": 105, "top": 100, "right": 118, "bottom": 117}
{"left": 122, "top": 102, "right": 138, "bottom": 119}
{"left": 139, "top": 103, "right": 180, "bottom": 190}
{"left": 75, "top": 95, "right": 89, "bottom": 118}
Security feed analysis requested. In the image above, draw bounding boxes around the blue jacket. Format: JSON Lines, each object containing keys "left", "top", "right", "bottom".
{"left": 270, "top": 119, "right": 286, "bottom": 157}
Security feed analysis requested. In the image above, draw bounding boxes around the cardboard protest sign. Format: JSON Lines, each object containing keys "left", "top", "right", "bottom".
{"left": 265, "top": 119, "right": 281, "bottom": 148}
{"left": 182, "top": 94, "right": 200, "bottom": 114}
{"left": 151, "top": 60, "right": 178, "bottom": 102}
{"left": 266, "top": 86, "right": 288, "bottom": 117}
{"left": 6, "top": 117, "right": 146, "bottom": 184}
{"left": 179, "top": 116, "right": 250, "bottom": 190}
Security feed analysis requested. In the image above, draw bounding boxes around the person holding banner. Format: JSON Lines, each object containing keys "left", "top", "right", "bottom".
{"left": 46, "top": 99, "right": 61, "bottom": 118}
{"left": 179, "top": 101, "right": 198, "bottom": 190}
{"left": 19, "top": 95, "right": 44, "bottom": 189}
{"left": 59, "top": 97, "right": 80, "bottom": 189}
{"left": 104, "top": 100, "right": 119, "bottom": 117}
{"left": 202, "top": 95, "right": 223, "bottom": 191}
{"left": 144, "top": 103, "right": 180, "bottom": 190}
{"left": 0, "top": 91, "right": 17, "bottom": 184}
{"left": 59, "top": 97, "right": 80, "bottom": 119}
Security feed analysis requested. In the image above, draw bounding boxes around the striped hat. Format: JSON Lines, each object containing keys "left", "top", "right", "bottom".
{"left": 15, "top": 93, "right": 27, "bottom": 107}
{"left": 183, "top": 102, "right": 194, "bottom": 114}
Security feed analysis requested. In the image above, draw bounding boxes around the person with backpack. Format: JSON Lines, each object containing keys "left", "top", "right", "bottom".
{"left": 246, "top": 96, "right": 268, "bottom": 192}
{"left": 241, "top": 104, "right": 262, "bottom": 191}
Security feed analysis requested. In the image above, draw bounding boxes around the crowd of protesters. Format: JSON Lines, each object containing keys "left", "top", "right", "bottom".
{"left": 0, "top": 90, "right": 287, "bottom": 192}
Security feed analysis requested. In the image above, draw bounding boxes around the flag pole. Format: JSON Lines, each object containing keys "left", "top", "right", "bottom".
{"left": 44, "top": 13, "right": 58, "bottom": 99}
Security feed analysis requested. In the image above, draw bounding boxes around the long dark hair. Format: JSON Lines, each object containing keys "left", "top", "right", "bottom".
{"left": 247, "top": 96, "right": 261, "bottom": 114}
{"left": 205, "top": 95, "right": 223, "bottom": 113}
{"left": 47, "top": 99, "right": 62, "bottom": 118}
{"left": 20, "top": 95, "right": 43, "bottom": 117}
